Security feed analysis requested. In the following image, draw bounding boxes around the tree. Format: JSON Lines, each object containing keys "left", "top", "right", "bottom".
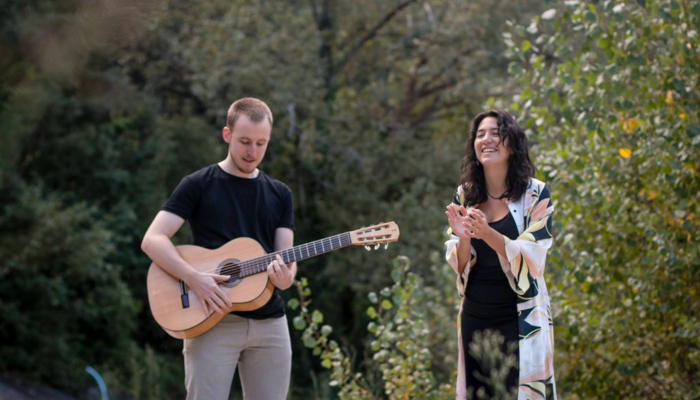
{"left": 505, "top": 0, "right": 700, "bottom": 398}
{"left": 0, "top": 0, "right": 544, "bottom": 397}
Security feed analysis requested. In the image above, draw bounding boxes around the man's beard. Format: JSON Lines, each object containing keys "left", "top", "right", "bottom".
{"left": 230, "top": 149, "right": 256, "bottom": 174}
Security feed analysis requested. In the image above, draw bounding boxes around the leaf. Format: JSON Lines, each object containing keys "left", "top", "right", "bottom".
{"left": 391, "top": 268, "right": 401, "bottom": 283}
{"left": 321, "top": 325, "right": 333, "bottom": 337}
{"left": 522, "top": 40, "right": 531, "bottom": 52}
{"left": 542, "top": 9, "right": 557, "bottom": 20}
{"left": 293, "top": 315, "right": 307, "bottom": 330}
{"left": 508, "top": 62, "right": 523, "bottom": 76}
{"left": 597, "top": 37, "right": 610, "bottom": 49}
{"left": 303, "top": 336, "right": 317, "bottom": 348}
{"left": 368, "top": 292, "right": 378, "bottom": 304}
{"left": 526, "top": 20, "right": 538, "bottom": 34}
{"left": 367, "top": 306, "right": 378, "bottom": 319}
{"left": 311, "top": 310, "right": 324, "bottom": 324}
{"left": 381, "top": 299, "right": 393, "bottom": 310}
{"left": 367, "top": 322, "right": 378, "bottom": 333}
{"left": 623, "top": 117, "right": 641, "bottom": 134}
{"left": 287, "top": 298, "right": 300, "bottom": 310}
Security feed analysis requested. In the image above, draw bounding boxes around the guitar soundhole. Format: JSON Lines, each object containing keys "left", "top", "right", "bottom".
{"left": 217, "top": 259, "right": 243, "bottom": 288}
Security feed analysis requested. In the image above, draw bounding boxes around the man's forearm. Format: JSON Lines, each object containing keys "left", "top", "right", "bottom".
{"left": 142, "top": 235, "right": 197, "bottom": 283}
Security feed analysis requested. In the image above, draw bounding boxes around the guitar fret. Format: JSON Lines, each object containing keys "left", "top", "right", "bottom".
{"left": 236, "top": 231, "right": 360, "bottom": 279}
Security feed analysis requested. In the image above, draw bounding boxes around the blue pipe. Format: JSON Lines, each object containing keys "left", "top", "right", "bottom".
{"left": 85, "top": 366, "right": 108, "bottom": 400}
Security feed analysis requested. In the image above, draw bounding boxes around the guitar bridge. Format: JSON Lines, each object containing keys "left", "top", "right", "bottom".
{"left": 179, "top": 280, "right": 190, "bottom": 309}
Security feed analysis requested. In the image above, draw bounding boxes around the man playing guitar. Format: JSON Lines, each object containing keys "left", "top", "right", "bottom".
{"left": 141, "top": 97, "right": 295, "bottom": 399}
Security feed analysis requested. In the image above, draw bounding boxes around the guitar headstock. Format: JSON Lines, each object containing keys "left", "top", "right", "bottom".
{"left": 350, "top": 221, "right": 400, "bottom": 250}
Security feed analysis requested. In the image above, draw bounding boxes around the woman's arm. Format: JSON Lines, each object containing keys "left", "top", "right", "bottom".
{"left": 446, "top": 203, "right": 475, "bottom": 275}
{"left": 504, "top": 185, "right": 554, "bottom": 293}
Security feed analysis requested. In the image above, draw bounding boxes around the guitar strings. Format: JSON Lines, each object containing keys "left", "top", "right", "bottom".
{"left": 231, "top": 236, "right": 346, "bottom": 276}
{"left": 234, "top": 234, "right": 353, "bottom": 277}
{"left": 195, "top": 233, "right": 356, "bottom": 277}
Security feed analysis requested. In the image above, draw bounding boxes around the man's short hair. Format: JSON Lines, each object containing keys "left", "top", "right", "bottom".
{"left": 226, "top": 98, "right": 273, "bottom": 131}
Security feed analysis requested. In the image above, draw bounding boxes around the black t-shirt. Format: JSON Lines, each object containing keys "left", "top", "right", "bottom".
{"left": 162, "top": 164, "right": 294, "bottom": 319}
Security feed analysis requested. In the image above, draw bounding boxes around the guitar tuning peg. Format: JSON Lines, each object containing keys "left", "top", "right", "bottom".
{"left": 365, "top": 245, "right": 371, "bottom": 251}
{"left": 384, "top": 242, "right": 389, "bottom": 249}
{"left": 374, "top": 244, "right": 380, "bottom": 250}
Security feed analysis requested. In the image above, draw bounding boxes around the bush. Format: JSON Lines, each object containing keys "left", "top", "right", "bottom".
{"left": 504, "top": 1, "right": 700, "bottom": 398}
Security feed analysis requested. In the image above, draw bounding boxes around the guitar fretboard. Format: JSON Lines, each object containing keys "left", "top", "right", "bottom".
{"left": 237, "top": 232, "right": 352, "bottom": 277}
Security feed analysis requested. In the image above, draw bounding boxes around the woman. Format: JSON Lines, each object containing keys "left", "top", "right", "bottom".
{"left": 445, "top": 110, "right": 556, "bottom": 400}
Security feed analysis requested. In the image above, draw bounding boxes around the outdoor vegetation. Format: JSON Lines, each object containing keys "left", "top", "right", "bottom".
{"left": 0, "top": 0, "right": 698, "bottom": 399}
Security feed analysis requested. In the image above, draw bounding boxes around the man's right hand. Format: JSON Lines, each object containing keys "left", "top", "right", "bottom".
{"left": 185, "top": 271, "right": 233, "bottom": 316}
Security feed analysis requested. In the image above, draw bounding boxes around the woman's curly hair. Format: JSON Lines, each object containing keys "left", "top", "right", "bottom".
{"left": 459, "top": 109, "right": 536, "bottom": 206}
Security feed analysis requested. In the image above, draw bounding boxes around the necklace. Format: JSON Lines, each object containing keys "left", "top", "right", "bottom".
{"left": 486, "top": 189, "right": 505, "bottom": 200}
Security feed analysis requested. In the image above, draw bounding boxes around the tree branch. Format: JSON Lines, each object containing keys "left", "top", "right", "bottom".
{"left": 333, "top": 0, "right": 418, "bottom": 75}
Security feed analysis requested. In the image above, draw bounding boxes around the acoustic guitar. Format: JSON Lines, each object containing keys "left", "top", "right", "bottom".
{"left": 147, "top": 221, "right": 400, "bottom": 339}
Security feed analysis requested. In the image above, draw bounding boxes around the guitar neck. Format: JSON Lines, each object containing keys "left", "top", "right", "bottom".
{"left": 238, "top": 232, "right": 352, "bottom": 278}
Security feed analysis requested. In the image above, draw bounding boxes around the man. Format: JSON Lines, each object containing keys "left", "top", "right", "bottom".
{"left": 141, "top": 97, "right": 295, "bottom": 399}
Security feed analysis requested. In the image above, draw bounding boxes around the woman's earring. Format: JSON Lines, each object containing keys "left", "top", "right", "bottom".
{"left": 476, "top": 160, "right": 480, "bottom": 166}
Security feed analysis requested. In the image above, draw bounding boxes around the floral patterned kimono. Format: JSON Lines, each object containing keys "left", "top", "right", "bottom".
{"left": 445, "top": 178, "right": 556, "bottom": 400}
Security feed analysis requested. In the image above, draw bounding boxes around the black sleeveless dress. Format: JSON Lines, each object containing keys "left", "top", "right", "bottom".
{"left": 461, "top": 212, "right": 520, "bottom": 399}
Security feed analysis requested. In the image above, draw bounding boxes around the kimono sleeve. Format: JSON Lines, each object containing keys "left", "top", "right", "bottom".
{"left": 504, "top": 184, "right": 554, "bottom": 295}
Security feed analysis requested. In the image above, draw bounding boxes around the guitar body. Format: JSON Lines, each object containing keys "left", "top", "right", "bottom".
{"left": 147, "top": 237, "right": 274, "bottom": 339}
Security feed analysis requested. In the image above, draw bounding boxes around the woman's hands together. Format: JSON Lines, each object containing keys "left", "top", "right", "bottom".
{"left": 445, "top": 204, "right": 489, "bottom": 240}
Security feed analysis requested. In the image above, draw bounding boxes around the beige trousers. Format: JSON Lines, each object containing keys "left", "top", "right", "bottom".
{"left": 183, "top": 314, "right": 292, "bottom": 400}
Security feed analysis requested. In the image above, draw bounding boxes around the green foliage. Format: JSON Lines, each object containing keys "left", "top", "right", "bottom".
{"left": 0, "top": 0, "right": 542, "bottom": 397}
{"left": 291, "top": 256, "right": 458, "bottom": 399}
{"left": 506, "top": 1, "right": 700, "bottom": 398}
{"left": 0, "top": 173, "right": 136, "bottom": 389}
{"left": 466, "top": 330, "right": 518, "bottom": 400}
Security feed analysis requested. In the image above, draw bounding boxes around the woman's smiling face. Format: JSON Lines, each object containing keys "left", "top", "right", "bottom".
{"left": 474, "top": 116, "right": 512, "bottom": 168}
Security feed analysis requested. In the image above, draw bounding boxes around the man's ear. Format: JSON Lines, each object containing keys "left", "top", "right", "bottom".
{"left": 222, "top": 126, "right": 231, "bottom": 143}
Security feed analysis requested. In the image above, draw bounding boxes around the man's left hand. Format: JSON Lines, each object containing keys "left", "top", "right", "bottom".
{"left": 267, "top": 254, "right": 294, "bottom": 290}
